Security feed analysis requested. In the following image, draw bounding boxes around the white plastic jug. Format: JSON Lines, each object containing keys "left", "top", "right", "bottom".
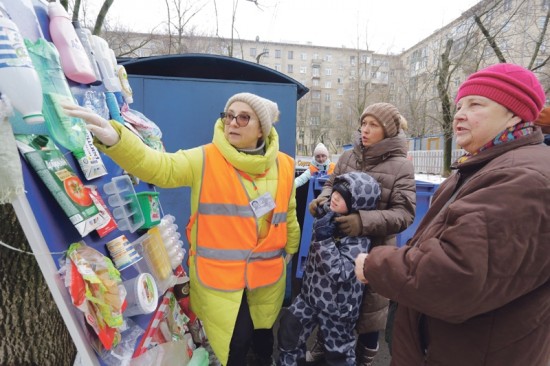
{"left": 90, "top": 35, "right": 121, "bottom": 92}
{"left": 48, "top": 1, "right": 97, "bottom": 84}
{"left": 0, "top": 7, "right": 44, "bottom": 124}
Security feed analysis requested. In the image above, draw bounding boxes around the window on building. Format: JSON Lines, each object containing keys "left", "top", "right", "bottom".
{"left": 350, "top": 55, "right": 356, "bottom": 65}
{"left": 312, "top": 91, "right": 321, "bottom": 99}
{"left": 311, "top": 116, "right": 320, "bottom": 125}
{"left": 313, "top": 53, "right": 319, "bottom": 60}
{"left": 325, "top": 68, "right": 332, "bottom": 76}
{"left": 324, "top": 54, "right": 332, "bottom": 62}
{"left": 337, "top": 88, "right": 344, "bottom": 96}
{"left": 312, "top": 66, "right": 320, "bottom": 77}
{"left": 503, "top": 0, "right": 512, "bottom": 11}
{"left": 312, "top": 79, "right": 320, "bottom": 87}
{"left": 250, "top": 48, "right": 257, "bottom": 57}
{"left": 325, "top": 81, "right": 332, "bottom": 88}
{"left": 288, "top": 50, "right": 294, "bottom": 59}
{"left": 262, "top": 48, "right": 270, "bottom": 57}
{"left": 301, "top": 52, "right": 308, "bottom": 60}
{"left": 324, "top": 105, "right": 330, "bottom": 114}
{"left": 311, "top": 103, "right": 321, "bottom": 112}
{"left": 324, "top": 93, "right": 331, "bottom": 102}
{"left": 274, "top": 64, "right": 281, "bottom": 71}
{"left": 300, "top": 66, "right": 307, "bottom": 74}
{"left": 287, "top": 64, "right": 294, "bottom": 73}
{"left": 336, "top": 101, "right": 343, "bottom": 109}
{"left": 275, "top": 49, "right": 281, "bottom": 58}
{"left": 544, "top": 0, "right": 550, "bottom": 11}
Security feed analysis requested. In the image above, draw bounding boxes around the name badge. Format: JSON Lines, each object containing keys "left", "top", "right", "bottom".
{"left": 250, "top": 192, "right": 276, "bottom": 218}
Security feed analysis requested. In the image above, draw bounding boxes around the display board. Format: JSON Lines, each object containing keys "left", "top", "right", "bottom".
{"left": 3, "top": 1, "right": 301, "bottom": 364}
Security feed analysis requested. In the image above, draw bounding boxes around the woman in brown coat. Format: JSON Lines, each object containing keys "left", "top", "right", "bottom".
{"left": 355, "top": 63, "right": 550, "bottom": 366}
{"left": 309, "top": 102, "right": 416, "bottom": 365}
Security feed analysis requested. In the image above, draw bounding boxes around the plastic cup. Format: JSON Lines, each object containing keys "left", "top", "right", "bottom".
{"left": 123, "top": 273, "right": 158, "bottom": 317}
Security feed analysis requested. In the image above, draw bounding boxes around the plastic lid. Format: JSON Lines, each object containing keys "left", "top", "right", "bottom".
{"left": 135, "top": 273, "right": 158, "bottom": 313}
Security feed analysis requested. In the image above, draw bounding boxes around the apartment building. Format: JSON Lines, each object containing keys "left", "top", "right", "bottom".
{"left": 109, "top": 0, "right": 550, "bottom": 155}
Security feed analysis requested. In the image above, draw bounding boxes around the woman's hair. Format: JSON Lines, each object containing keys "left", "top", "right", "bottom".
{"left": 399, "top": 115, "right": 408, "bottom": 131}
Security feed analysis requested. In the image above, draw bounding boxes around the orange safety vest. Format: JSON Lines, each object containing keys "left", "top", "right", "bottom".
{"left": 192, "top": 143, "right": 294, "bottom": 291}
{"left": 309, "top": 162, "right": 335, "bottom": 175}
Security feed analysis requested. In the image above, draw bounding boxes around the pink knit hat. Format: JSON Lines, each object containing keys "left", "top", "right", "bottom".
{"left": 455, "top": 63, "right": 546, "bottom": 122}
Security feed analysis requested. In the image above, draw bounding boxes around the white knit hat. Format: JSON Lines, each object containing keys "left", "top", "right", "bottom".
{"left": 313, "top": 142, "right": 329, "bottom": 156}
{"left": 224, "top": 93, "right": 280, "bottom": 138}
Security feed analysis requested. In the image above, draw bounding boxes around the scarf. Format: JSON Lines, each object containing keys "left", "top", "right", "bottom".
{"left": 456, "top": 121, "right": 535, "bottom": 164}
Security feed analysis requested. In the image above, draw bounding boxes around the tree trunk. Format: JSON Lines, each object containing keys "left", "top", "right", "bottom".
{"left": 0, "top": 204, "right": 76, "bottom": 365}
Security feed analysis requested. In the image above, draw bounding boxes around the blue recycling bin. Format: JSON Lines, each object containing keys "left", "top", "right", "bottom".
{"left": 396, "top": 180, "right": 440, "bottom": 247}
{"left": 295, "top": 173, "right": 328, "bottom": 278}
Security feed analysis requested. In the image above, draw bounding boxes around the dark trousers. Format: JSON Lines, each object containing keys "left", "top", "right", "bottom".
{"left": 227, "top": 293, "right": 274, "bottom": 366}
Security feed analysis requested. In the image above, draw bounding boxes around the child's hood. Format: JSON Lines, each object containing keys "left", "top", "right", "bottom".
{"left": 334, "top": 171, "right": 381, "bottom": 212}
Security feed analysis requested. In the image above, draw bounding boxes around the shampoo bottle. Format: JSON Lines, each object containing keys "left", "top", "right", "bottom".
{"left": 48, "top": 1, "right": 97, "bottom": 85}
{"left": 0, "top": 5, "right": 44, "bottom": 123}
{"left": 90, "top": 35, "right": 121, "bottom": 92}
{"left": 72, "top": 20, "right": 102, "bottom": 86}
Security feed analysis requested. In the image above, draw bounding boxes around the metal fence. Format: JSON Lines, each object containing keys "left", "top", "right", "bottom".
{"left": 408, "top": 150, "right": 465, "bottom": 175}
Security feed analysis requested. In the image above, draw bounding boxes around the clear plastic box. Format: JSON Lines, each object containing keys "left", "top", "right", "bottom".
{"left": 102, "top": 175, "right": 144, "bottom": 233}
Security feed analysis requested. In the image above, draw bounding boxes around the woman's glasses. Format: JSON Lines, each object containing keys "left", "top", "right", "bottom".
{"left": 220, "top": 112, "right": 251, "bottom": 127}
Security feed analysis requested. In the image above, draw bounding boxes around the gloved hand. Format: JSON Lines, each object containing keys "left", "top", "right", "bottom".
{"left": 61, "top": 102, "right": 120, "bottom": 146}
{"left": 334, "top": 213, "right": 363, "bottom": 237}
{"left": 308, "top": 196, "right": 328, "bottom": 217}
{"left": 313, "top": 211, "right": 337, "bottom": 241}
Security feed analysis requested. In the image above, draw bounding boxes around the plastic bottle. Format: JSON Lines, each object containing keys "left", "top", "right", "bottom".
{"left": 116, "top": 65, "right": 133, "bottom": 104}
{"left": 90, "top": 35, "right": 121, "bottom": 92}
{"left": 48, "top": 1, "right": 97, "bottom": 85}
{"left": 72, "top": 20, "right": 102, "bottom": 86}
{"left": 0, "top": 5, "right": 44, "bottom": 124}
{"left": 25, "top": 38, "right": 87, "bottom": 151}
{"left": 1, "top": 0, "right": 44, "bottom": 42}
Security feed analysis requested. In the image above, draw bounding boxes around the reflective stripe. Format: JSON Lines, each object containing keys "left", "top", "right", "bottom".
{"left": 197, "top": 247, "right": 284, "bottom": 261}
{"left": 272, "top": 212, "right": 287, "bottom": 225}
{"left": 250, "top": 249, "right": 284, "bottom": 260}
{"left": 198, "top": 202, "right": 254, "bottom": 217}
{"left": 197, "top": 247, "right": 250, "bottom": 260}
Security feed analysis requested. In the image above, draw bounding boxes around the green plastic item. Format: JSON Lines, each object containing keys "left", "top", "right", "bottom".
{"left": 187, "top": 347, "right": 209, "bottom": 366}
{"left": 24, "top": 38, "right": 86, "bottom": 151}
{"left": 136, "top": 191, "right": 161, "bottom": 228}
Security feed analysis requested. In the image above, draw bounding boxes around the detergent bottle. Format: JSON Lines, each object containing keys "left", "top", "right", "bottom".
{"left": 0, "top": 4, "right": 44, "bottom": 124}
{"left": 116, "top": 65, "right": 133, "bottom": 104}
{"left": 90, "top": 35, "right": 121, "bottom": 92}
{"left": 48, "top": 1, "right": 97, "bottom": 85}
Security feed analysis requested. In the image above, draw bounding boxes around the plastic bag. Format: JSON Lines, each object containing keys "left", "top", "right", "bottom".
{"left": 63, "top": 241, "right": 126, "bottom": 350}
{"left": 121, "top": 104, "right": 165, "bottom": 152}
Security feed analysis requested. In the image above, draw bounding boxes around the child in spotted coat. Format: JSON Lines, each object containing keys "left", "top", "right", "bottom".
{"left": 278, "top": 171, "right": 381, "bottom": 366}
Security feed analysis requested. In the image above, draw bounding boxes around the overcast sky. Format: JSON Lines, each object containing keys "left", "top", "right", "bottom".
{"left": 105, "top": 0, "right": 481, "bottom": 53}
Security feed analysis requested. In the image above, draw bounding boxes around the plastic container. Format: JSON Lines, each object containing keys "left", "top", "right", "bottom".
{"left": 132, "top": 228, "right": 174, "bottom": 293}
{"left": 0, "top": 6, "right": 44, "bottom": 124}
{"left": 103, "top": 175, "right": 144, "bottom": 232}
{"left": 136, "top": 191, "right": 161, "bottom": 228}
{"left": 72, "top": 20, "right": 102, "bottom": 86}
{"left": 105, "top": 91, "right": 124, "bottom": 123}
{"left": 90, "top": 35, "right": 121, "bottom": 92}
{"left": 188, "top": 347, "right": 209, "bottom": 366}
{"left": 116, "top": 65, "right": 133, "bottom": 104}
{"left": 48, "top": 2, "right": 97, "bottom": 84}
{"left": 122, "top": 273, "right": 158, "bottom": 317}
{"left": 106, "top": 234, "right": 144, "bottom": 271}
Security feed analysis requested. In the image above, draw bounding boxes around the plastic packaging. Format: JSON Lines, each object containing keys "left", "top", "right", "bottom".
{"left": 116, "top": 64, "right": 133, "bottom": 104}
{"left": 188, "top": 347, "right": 209, "bottom": 366}
{"left": 0, "top": 0, "right": 43, "bottom": 42}
{"left": 122, "top": 273, "right": 158, "bottom": 317}
{"left": 90, "top": 34, "right": 121, "bottom": 92}
{"left": 72, "top": 20, "right": 102, "bottom": 86}
{"left": 106, "top": 234, "right": 144, "bottom": 272}
{"left": 25, "top": 38, "right": 87, "bottom": 151}
{"left": 136, "top": 191, "right": 161, "bottom": 228}
{"left": 72, "top": 129, "right": 107, "bottom": 180}
{"left": 105, "top": 91, "right": 124, "bottom": 123}
{"left": 0, "top": 6, "right": 44, "bottom": 124}
{"left": 102, "top": 175, "right": 144, "bottom": 232}
{"left": 158, "top": 215, "right": 186, "bottom": 269}
{"left": 48, "top": 2, "right": 97, "bottom": 85}
{"left": 133, "top": 227, "right": 174, "bottom": 293}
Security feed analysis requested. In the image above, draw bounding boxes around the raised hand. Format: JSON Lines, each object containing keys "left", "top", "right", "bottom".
{"left": 61, "top": 102, "right": 120, "bottom": 146}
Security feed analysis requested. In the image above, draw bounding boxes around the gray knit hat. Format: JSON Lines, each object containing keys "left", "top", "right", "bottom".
{"left": 360, "top": 102, "right": 402, "bottom": 138}
{"left": 224, "top": 93, "right": 280, "bottom": 138}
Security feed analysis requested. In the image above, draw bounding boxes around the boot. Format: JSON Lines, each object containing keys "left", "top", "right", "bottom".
{"left": 355, "top": 343, "right": 378, "bottom": 366}
{"left": 305, "top": 333, "right": 325, "bottom": 364}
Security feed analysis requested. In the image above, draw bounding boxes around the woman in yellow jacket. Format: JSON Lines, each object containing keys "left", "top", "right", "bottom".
{"left": 63, "top": 93, "right": 300, "bottom": 366}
